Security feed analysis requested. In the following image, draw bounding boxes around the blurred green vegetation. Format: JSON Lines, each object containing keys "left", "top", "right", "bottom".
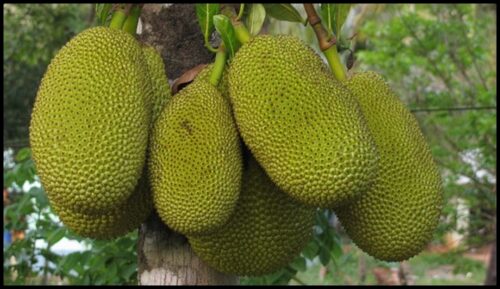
{"left": 3, "top": 4, "right": 94, "bottom": 149}
{"left": 289, "top": 243, "right": 487, "bottom": 285}
{"left": 4, "top": 148, "right": 139, "bottom": 285}
{"left": 354, "top": 3, "right": 496, "bottom": 248}
{"left": 3, "top": 3, "right": 496, "bottom": 285}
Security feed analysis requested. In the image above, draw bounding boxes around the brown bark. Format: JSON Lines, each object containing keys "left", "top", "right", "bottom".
{"left": 136, "top": 4, "right": 238, "bottom": 285}
{"left": 138, "top": 213, "right": 238, "bottom": 285}
{"left": 139, "top": 4, "right": 214, "bottom": 80}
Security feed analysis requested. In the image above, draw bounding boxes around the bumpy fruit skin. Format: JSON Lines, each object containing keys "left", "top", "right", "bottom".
{"left": 335, "top": 71, "right": 443, "bottom": 262}
{"left": 142, "top": 45, "right": 172, "bottom": 123}
{"left": 188, "top": 154, "right": 315, "bottom": 277}
{"left": 228, "top": 35, "right": 378, "bottom": 208}
{"left": 195, "top": 64, "right": 230, "bottom": 101}
{"left": 51, "top": 170, "right": 153, "bottom": 240}
{"left": 30, "top": 27, "right": 152, "bottom": 214}
{"left": 49, "top": 46, "right": 171, "bottom": 240}
{"left": 149, "top": 66, "right": 242, "bottom": 235}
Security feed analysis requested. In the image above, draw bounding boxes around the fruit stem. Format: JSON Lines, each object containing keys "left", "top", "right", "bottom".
{"left": 209, "top": 44, "right": 227, "bottom": 87}
{"left": 324, "top": 45, "right": 346, "bottom": 81}
{"left": 109, "top": 5, "right": 127, "bottom": 30}
{"left": 303, "top": 3, "right": 346, "bottom": 81}
{"left": 122, "top": 4, "right": 143, "bottom": 36}
{"left": 236, "top": 3, "right": 245, "bottom": 21}
{"left": 232, "top": 19, "right": 251, "bottom": 45}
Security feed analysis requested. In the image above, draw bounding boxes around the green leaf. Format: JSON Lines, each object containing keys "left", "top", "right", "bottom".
{"left": 319, "top": 246, "right": 331, "bottom": 266}
{"left": 320, "top": 4, "right": 351, "bottom": 36}
{"left": 289, "top": 256, "right": 307, "bottom": 272}
{"left": 302, "top": 239, "right": 320, "bottom": 260}
{"left": 96, "top": 4, "right": 113, "bottom": 25}
{"left": 195, "top": 4, "right": 220, "bottom": 47}
{"left": 4, "top": 171, "right": 16, "bottom": 188}
{"left": 268, "top": 269, "right": 294, "bottom": 284}
{"left": 120, "top": 263, "right": 137, "bottom": 280}
{"left": 15, "top": 148, "right": 31, "bottom": 162}
{"left": 263, "top": 4, "right": 305, "bottom": 24}
{"left": 331, "top": 237, "right": 343, "bottom": 259}
{"left": 59, "top": 253, "right": 80, "bottom": 274}
{"left": 47, "top": 227, "right": 66, "bottom": 247}
{"left": 213, "top": 14, "right": 240, "bottom": 59}
{"left": 321, "top": 4, "right": 335, "bottom": 34}
{"left": 245, "top": 4, "right": 266, "bottom": 36}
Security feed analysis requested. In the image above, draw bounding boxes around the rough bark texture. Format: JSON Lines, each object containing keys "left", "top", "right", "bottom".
{"left": 138, "top": 212, "right": 238, "bottom": 285}
{"left": 139, "top": 3, "right": 214, "bottom": 80}
{"left": 137, "top": 4, "right": 238, "bottom": 285}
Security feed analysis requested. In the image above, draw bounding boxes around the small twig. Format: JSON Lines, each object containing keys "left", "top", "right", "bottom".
{"left": 303, "top": 3, "right": 346, "bottom": 80}
{"left": 303, "top": 3, "right": 336, "bottom": 51}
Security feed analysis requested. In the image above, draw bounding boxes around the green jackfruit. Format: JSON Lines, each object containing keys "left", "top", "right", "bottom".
{"left": 50, "top": 169, "right": 153, "bottom": 240}
{"left": 188, "top": 153, "right": 315, "bottom": 276}
{"left": 228, "top": 35, "right": 378, "bottom": 208}
{"left": 149, "top": 66, "right": 242, "bottom": 235}
{"left": 334, "top": 71, "right": 443, "bottom": 262}
{"left": 195, "top": 64, "right": 230, "bottom": 101}
{"left": 30, "top": 26, "right": 152, "bottom": 213}
{"left": 142, "top": 45, "right": 172, "bottom": 123}
{"left": 50, "top": 45, "right": 173, "bottom": 240}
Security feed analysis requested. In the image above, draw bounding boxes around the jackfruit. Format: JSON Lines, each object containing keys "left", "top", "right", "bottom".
{"left": 195, "top": 64, "right": 230, "bottom": 101}
{"left": 30, "top": 26, "right": 152, "bottom": 214}
{"left": 188, "top": 153, "right": 315, "bottom": 276}
{"left": 228, "top": 35, "right": 378, "bottom": 208}
{"left": 149, "top": 66, "right": 242, "bottom": 235}
{"left": 142, "top": 45, "right": 172, "bottom": 123}
{"left": 50, "top": 169, "right": 153, "bottom": 240}
{"left": 49, "top": 45, "right": 171, "bottom": 240}
{"left": 334, "top": 71, "right": 443, "bottom": 262}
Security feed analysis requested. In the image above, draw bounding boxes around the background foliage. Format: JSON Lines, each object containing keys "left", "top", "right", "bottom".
{"left": 354, "top": 3, "right": 497, "bottom": 247}
{"left": 3, "top": 4, "right": 92, "bottom": 149}
{"left": 3, "top": 3, "right": 496, "bottom": 285}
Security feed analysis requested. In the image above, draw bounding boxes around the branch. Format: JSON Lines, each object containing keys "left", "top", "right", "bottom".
{"left": 303, "top": 4, "right": 346, "bottom": 81}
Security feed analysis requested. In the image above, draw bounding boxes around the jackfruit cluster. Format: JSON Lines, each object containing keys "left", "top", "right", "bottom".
{"left": 228, "top": 35, "right": 379, "bottom": 208}
{"left": 30, "top": 27, "right": 172, "bottom": 239}
{"left": 188, "top": 153, "right": 315, "bottom": 276}
{"left": 334, "top": 71, "right": 443, "bottom": 261}
{"left": 30, "top": 20, "right": 443, "bottom": 273}
{"left": 148, "top": 65, "right": 242, "bottom": 235}
{"left": 51, "top": 169, "right": 153, "bottom": 239}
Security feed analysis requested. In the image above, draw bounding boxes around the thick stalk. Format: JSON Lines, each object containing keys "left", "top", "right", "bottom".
{"left": 122, "top": 4, "right": 143, "bottom": 35}
{"left": 232, "top": 20, "right": 251, "bottom": 45}
{"left": 324, "top": 45, "right": 346, "bottom": 81}
{"left": 210, "top": 44, "right": 227, "bottom": 87}
{"left": 109, "top": 7, "right": 127, "bottom": 30}
{"left": 303, "top": 3, "right": 346, "bottom": 81}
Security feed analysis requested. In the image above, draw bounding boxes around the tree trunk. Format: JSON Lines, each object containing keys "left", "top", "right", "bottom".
{"left": 138, "top": 213, "right": 238, "bottom": 285}
{"left": 137, "top": 4, "right": 238, "bottom": 285}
